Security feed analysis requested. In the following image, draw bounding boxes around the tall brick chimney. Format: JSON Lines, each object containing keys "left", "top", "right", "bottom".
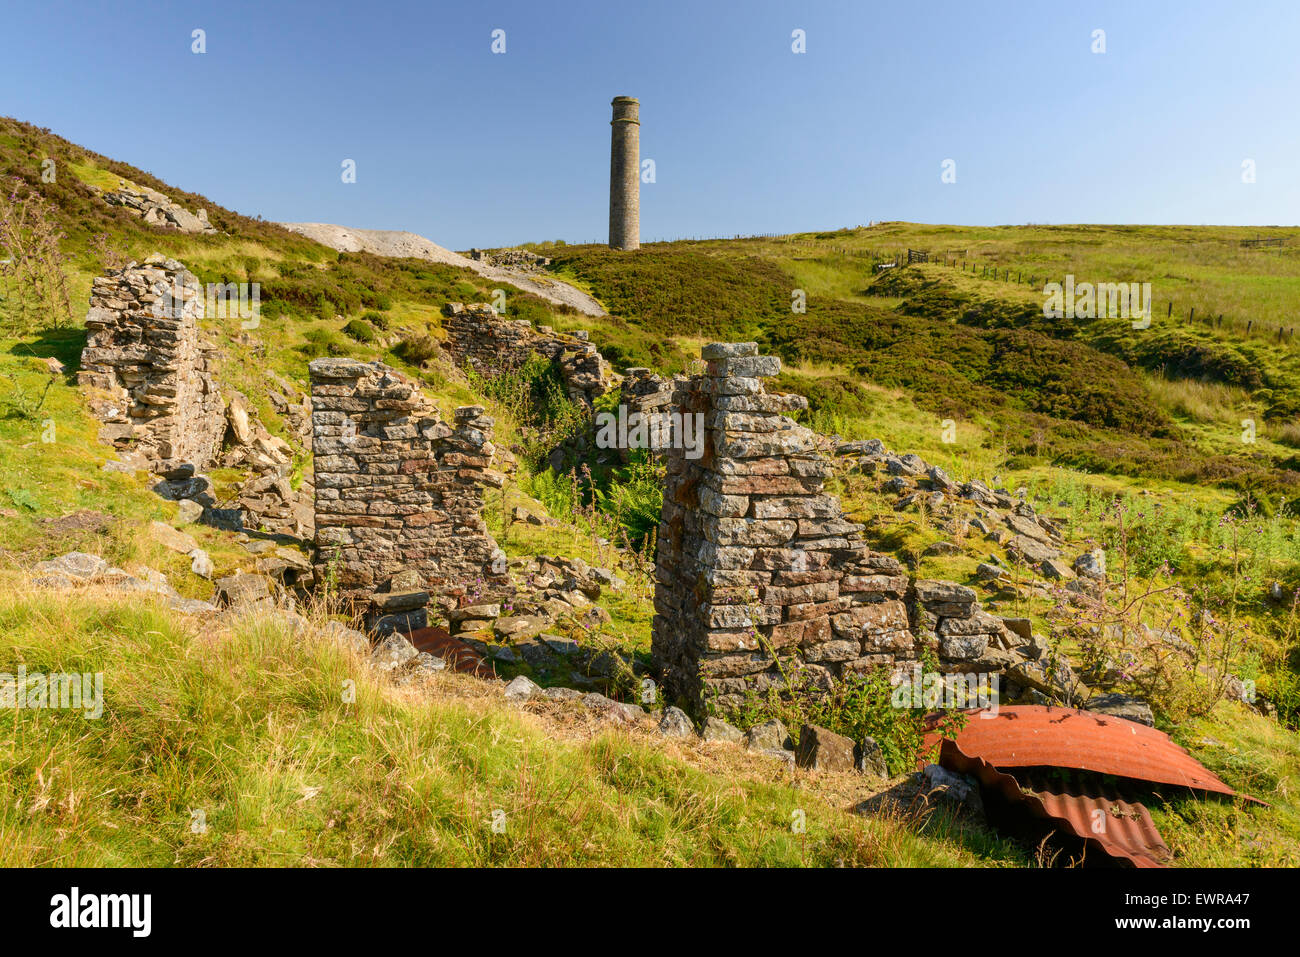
{"left": 608, "top": 96, "right": 640, "bottom": 251}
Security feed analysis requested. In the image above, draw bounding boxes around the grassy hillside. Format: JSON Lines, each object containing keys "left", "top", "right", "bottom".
{"left": 3, "top": 116, "right": 1300, "bottom": 866}
{"left": 0, "top": 585, "right": 1021, "bottom": 867}
{"left": 541, "top": 227, "right": 1300, "bottom": 507}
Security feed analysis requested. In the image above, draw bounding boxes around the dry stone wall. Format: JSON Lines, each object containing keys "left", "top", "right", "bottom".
{"left": 309, "top": 358, "right": 510, "bottom": 612}
{"left": 651, "top": 343, "right": 1058, "bottom": 714}
{"left": 442, "top": 303, "right": 608, "bottom": 406}
{"left": 77, "top": 255, "right": 226, "bottom": 472}
{"left": 651, "top": 343, "right": 917, "bottom": 713}
{"left": 615, "top": 367, "right": 684, "bottom": 462}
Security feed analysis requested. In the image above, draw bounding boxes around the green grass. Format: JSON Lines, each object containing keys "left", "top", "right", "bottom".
{"left": 3, "top": 114, "right": 1300, "bottom": 865}
{"left": 0, "top": 586, "right": 1023, "bottom": 867}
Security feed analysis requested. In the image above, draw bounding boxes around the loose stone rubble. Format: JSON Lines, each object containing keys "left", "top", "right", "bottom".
{"left": 220, "top": 391, "right": 313, "bottom": 538}
{"left": 78, "top": 256, "right": 226, "bottom": 473}
{"left": 467, "top": 248, "right": 551, "bottom": 271}
{"left": 96, "top": 181, "right": 216, "bottom": 234}
{"left": 442, "top": 303, "right": 610, "bottom": 407}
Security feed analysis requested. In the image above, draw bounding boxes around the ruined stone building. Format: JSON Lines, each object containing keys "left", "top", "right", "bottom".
{"left": 441, "top": 302, "right": 609, "bottom": 407}
{"left": 77, "top": 255, "right": 226, "bottom": 473}
{"left": 309, "top": 358, "right": 510, "bottom": 614}
{"left": 651, "top": 344, "right": 1040, "bottom": 714}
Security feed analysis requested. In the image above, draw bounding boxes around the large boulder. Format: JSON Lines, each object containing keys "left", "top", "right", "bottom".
{"left": 34, "top": 551, "right": 108, "bottom": 581}
{"left": 213, "top": 571, "right": 273, "bottom": 610}
{"left": 795, "top": 723, "right": 856, "bottom": 772}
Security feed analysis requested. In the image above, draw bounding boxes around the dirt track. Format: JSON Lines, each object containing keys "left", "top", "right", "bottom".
{"left": 279, "top": 223, "right": 606, "bottom": 317}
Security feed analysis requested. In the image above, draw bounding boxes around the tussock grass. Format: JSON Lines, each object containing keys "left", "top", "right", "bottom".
{"left": 0, "top": 585, "right": 1020, "bottom": 867}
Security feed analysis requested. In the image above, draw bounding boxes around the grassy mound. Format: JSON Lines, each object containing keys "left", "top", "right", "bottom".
{"left": 0, "top": 585, "right": 1020, "bottom": 867}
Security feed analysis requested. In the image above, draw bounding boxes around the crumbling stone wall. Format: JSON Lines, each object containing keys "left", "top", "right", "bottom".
{"left": 651, "top": 343, "right": 917, "bottom": 712}
{"left": 309, "top": 358, "right": 509, "bottom": 609}
{"left": 442, "top": 303, "right": 608, "bottom": 406}
{"left": 96, "top": 182, "right": 216, "bottom": 234}
{"left": 615, "top": 367, "right": 684, "bottom": 462}
{"left": 77, "top": 255, "right": 226, "bottom": 472}
{"left": 651, "top": 343, "right": 1055, "bottom": 713}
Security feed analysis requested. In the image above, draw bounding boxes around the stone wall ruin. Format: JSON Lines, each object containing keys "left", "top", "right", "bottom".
{"left": 442, "top": 303, "right": 609, "bottom": 407}
{"left": 309, "top": 358, "right": 510, "bottom": 615}
{"left": 651, "top": 343, "right": 1053, "bottom": 714}
{"left": 77, "top": 255, "right": 226, "bottom": 473}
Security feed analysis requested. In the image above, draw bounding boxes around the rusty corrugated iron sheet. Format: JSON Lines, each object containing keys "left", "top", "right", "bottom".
{"left": 923, "top": 706, "right": 1258, "bottom": 868}
{"left": 939, "top": 744, "right": 1172, "bottom": 867}
{"left": 405, "top": 626, "right": 497, "bottom": 679}
{"left": 926, "top": 706, "right": 1243, "bottom": 796}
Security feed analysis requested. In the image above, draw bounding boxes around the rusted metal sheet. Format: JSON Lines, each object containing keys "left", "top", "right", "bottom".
{"left": 405, "top": 626, "right": 496, "bottom": 679}
{"left": 940, "top": 745, "right": 1173, "bottom": 867}
{"left": 923, "top": 706, "right": 1258, "bottom": 868}
{"left": 926, "top": 706, "right": 1242, "bottom": 796}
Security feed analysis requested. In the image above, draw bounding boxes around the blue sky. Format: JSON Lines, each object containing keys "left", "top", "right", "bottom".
{"left": 3, "top": 0, "right": 1298, "bottom": 248}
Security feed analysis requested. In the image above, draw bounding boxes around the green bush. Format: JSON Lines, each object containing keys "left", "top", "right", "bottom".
{"left": 297, "top": 326, "right": 353, "bottom": 359}
{"left": 395, "top": 333, "right": 439, "bottom": 366}
{"left": 593, "top": 451, "right": 664, "bottom": 546}
{"left": 342, "top": 318, "right": 375, "bottom": 342}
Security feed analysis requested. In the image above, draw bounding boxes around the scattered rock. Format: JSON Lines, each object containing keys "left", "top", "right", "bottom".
{"left": 188, "top": 548, "right": 214, "bottom": 579}
{"left": 150, "top": 521, "right": 199, "bottom": 555}
{"left": 702, "top": 717, "right": 744, "bottom": 743}
{"left": 580, "top": 692, "right": 644, "bottom": 724}
{"left": 322, "top": 620, "right": 369, "bottom": 655}
{"left": 1039, "top": 558, "right": 1075, "bottom": 580}
{"left": 504, "top": 675, "right": 540, "bottom": 702}
{"left": 213, "top": 571, "right": 273, "bottom": 609}
{"left": 795, "top": 723, "right": 856, "bottom": 772}
{"left": 539, "top": 686, "right": 584, "bottom": 702}
{"left": 856, "top": 736, "right": 889, "bottom": 777}
{"left": 1087, "top": 692, "right": 1154, "bottom": 727}
{"left": 745, "top": 718, "right": 790, "bottom": 752}
{"left": 1074, "top": 549, "right": 1107, "bottom": 580}
{"left": 923, "top": 540, "right": 960, "bottom": 557}
{"left": 168, "top": 596, "right": 219, "bottom": 616}
{"left": 34, "top": 552, "right": 108, "bottom": 581}
{"left": 412, "top": 653, "right": 446, "bottom": 674}
{"left": 371, "top": 634, "right": 418, "bottom": 672}
{"left": 657, "top": 706, "right": 694, "bottom": 737}
{"left": 918, "top": 764, "right": 984, "bottom": 817}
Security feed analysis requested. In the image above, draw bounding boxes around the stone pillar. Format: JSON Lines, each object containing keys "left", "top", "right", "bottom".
{"left": 77, "top": 254, "right": 225, "bottom": 472}
{"left": 650, "top": 343, "right": 915, "bottom": 714}
{"left": 309, "top": 358, "right": 510, "bottom": 612}
{"left": 608, "top": 96, "right": 640, "bottom": 251}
